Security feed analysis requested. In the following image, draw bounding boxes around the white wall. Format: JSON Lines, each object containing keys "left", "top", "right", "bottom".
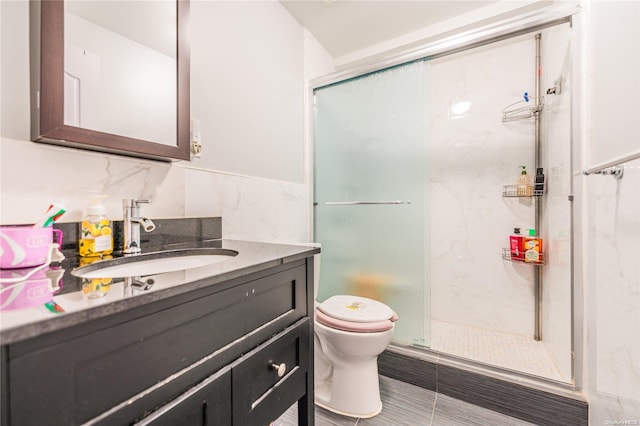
{"left": 189, "top": 0, "right": 304, "bottom": 184}
{"left": 583, "top": 0, "right": 640, "bottom": 422}
{"left": 0, "top": 0, "right": 317, "bottom": 245}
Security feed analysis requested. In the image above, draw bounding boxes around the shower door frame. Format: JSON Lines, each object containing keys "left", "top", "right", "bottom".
{"left": 307, "top": 2, "right": 583, "bottom": 388}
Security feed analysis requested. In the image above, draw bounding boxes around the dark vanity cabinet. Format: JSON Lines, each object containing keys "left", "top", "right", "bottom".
{"left": 0, "top": 258, "right": 314, "bottom": 425}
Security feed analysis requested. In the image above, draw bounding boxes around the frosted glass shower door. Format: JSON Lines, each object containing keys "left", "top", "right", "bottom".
{"left": 313, "top": 62, "right": 427, "bottom": 346}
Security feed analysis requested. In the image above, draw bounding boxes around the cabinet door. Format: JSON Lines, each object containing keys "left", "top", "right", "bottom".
{"left": 233, "top": 319, "right": 310, "bottom": 426}
{"left": 7, "top": 262, "right": 307, "bottom": 425}
{"left": 135, "top": 368, "right": 231, "bottom": 426}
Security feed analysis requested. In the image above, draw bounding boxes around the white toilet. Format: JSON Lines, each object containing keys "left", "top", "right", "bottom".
{"left": 311, "top": 251, "right": 398, "bottom": 418}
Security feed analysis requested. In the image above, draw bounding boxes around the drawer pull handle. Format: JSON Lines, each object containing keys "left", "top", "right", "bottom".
{"left": 271, "top": 362, "right": 286, "bottom": 377}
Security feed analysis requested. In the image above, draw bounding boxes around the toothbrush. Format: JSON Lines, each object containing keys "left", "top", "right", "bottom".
{"left": 44, "top": 301, "right": 65, "bottom": 314}
{"left": 33, "top": 203, "right": 66, "bottom": 228}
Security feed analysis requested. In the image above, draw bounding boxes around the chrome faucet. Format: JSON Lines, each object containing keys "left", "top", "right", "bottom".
{"left": 122, "top": 198, "right": 156, "bottom": 255}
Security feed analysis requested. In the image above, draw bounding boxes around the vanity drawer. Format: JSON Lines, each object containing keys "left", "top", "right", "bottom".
{"left": 6, "top": 262, "right": 308, "bottom": 426}
{"left": 232, "top": 319, "right": 310, "bottom": 426}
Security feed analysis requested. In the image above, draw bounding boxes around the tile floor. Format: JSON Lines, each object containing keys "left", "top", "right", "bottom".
{"left": 430, "top": 320, "right": 565, "bottom": 381}
{"left": 276, "top": 376, "right": 537, "bottom": 425}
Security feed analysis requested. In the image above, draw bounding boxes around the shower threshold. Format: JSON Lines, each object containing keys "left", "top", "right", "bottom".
{"left": 378, "top": 344, "right": 587, "bottom": 426}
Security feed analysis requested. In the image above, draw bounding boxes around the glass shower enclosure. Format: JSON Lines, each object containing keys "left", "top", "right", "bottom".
{"left": 312, "top": 23, "right": 573, "bottom": 383}
{"left": 313, "top": 61, "right": 429, "bottom": 346}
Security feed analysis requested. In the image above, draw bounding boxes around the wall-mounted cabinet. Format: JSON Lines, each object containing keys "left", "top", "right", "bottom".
{"left": 30, "top": 0, "right": 191, "bottom": 161}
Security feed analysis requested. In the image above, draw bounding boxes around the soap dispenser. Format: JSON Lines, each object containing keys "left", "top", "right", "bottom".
{"left": 517, "top": 166, "right": 531, "bottom": 196}
{"left": 79, "top": 196, "right": 113, "bottom": 257}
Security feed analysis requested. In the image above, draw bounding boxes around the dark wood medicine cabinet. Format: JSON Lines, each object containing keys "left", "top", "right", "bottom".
{"left": 29, "top": 0, "right": 191, "bottom": 161}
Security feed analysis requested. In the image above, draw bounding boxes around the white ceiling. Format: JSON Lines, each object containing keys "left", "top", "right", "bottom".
{"left": 280, "top": 0, "right": 500, "bottom": 58}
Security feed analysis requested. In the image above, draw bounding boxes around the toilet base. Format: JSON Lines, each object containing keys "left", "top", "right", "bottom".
{"left": 315, "top": 381, "right": 383, "bottom": 419}
{"left": 315, "top": 399, "right": 382, "bottom": 419}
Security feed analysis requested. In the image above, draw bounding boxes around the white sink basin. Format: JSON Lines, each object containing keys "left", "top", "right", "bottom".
{"left": 72, "top": 248, "right": 238, "bottom": 279}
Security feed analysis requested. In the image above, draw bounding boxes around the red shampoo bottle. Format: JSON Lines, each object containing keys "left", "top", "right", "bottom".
{"left": 509, "top": 228, "right": 524, "bottom": 261}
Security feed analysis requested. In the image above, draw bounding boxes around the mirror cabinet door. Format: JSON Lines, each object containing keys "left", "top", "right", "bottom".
{"left": 30, "top": 0, "right": 190, "bottom": 161}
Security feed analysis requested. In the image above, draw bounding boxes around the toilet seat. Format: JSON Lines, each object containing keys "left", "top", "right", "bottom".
{"left": 316, "top": 295, "right": 398, "bottom": 333}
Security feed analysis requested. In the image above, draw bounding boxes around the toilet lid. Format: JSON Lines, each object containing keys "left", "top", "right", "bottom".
{"left": 315, "top": 309, "right": 395, "bottom": 333}
{"left": 318, "top": 295, "right": 394, "bottom": 323}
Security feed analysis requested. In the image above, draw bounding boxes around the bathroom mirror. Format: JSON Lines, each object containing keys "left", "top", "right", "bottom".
{"left": 30, "top": 0, "right": 190, "bottom": 161}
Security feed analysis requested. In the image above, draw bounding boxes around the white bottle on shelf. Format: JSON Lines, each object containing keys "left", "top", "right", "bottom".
{"left": 517, "top": 166, "right": 531, "bottom": 196}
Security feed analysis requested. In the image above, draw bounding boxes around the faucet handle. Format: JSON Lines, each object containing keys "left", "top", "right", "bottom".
{"left": 123, "top": 198, "right": 151, "bottom": 208}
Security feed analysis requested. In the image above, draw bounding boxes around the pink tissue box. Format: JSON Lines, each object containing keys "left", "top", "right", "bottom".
{"left": 0, "top": 225, "right": 63, "bottom": 269}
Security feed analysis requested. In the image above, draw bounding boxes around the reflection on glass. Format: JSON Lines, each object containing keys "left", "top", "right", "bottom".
{"left": 64, "top": 1, "right": 177, "bottom": 146}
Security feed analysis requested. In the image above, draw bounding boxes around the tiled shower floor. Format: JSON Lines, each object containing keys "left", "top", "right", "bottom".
{"left": 430, "top": 320, "right": 565, "bottom": 381}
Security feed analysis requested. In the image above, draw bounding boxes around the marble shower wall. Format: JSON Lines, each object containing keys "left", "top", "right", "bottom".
{"left": 428, "top": 25, "right": 572, "bottom": 381}
{"left": 585, "top": 0, "right": 640, "bottom": 421}
{"left": 539, "top": 24, "right": 573, "bottom": 383}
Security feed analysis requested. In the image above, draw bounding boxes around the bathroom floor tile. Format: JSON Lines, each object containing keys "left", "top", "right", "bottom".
{"left": 431, "top": 393, "right": 537, "bottom": 426}
{"left": 276, "top": 375, "right": 537, "bottom": 426}
{"left": 357, "top": 376, "right": 434, "bottom": 426}
{"left": 276, "top": 376, "right": 433, "bottom": 426}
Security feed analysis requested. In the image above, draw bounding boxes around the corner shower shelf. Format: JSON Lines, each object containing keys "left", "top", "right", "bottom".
{"left": 501, "top": 97, "right": 544, "bottom": 122}
{"left": 502, "top": 184, "right": 544, "bottom": 197}
{"left": 502, "top": 248, "right": 545, "bottom": 265}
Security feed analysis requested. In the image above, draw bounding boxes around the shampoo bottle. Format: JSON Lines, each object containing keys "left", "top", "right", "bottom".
{"left": 79, "top": 197, "right": 113, "bottom": 257}
{"left": 517, "top": 166, "right": 531, "bottom": 196}
{"left": 509, "top": 228, "right": 524, "bottom": 261}
{"left": 524, "top": 229, "right": 543, "bottom": 263}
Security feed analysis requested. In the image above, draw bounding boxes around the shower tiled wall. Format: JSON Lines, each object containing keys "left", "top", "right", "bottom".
{"left": 428, "top": 24, "right": 572, "bottom": 381}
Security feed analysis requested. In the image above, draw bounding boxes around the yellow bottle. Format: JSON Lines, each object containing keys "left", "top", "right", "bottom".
{"left": 79, "top": 198, "right": 113, "bottom": 257}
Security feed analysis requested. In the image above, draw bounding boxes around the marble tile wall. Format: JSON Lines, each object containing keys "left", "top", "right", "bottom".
{"left": 0, "top": 138, "right": 308, "bottom": 244}
{"left": 584, "top": 1, "right": 640, "bottom": 422}
{"left": 583, "top": 158, "right": 640, "bottom": 423}
{"left": 429, "top": 34, "right": 536, "bottom": 336}
{"left": 538, "top": 24, "right": 573, "bottom": 383}
{"left": 185, "top": 168, "right": 308, "bottom": 243}
{"left": 428, "top": 24, "right": 572, "bottom": 381}
{"left": 588, "top": 159, "right": 640, "bottom": 405}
